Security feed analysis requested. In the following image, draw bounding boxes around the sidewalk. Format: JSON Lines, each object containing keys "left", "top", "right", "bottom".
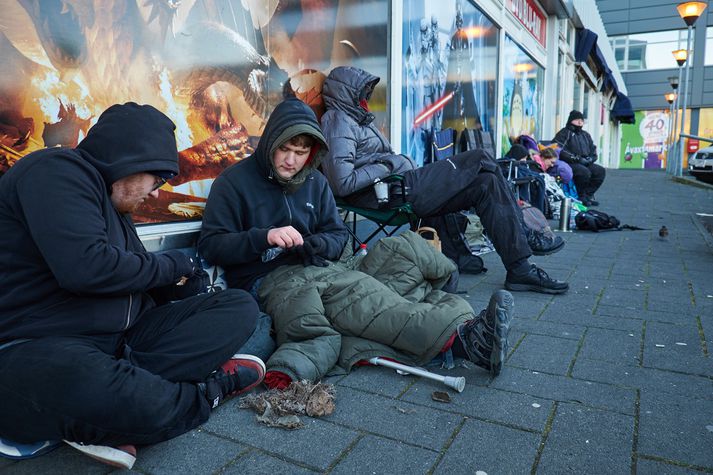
{"left": 2, "top": 169, "right": 712, "bottom": 474}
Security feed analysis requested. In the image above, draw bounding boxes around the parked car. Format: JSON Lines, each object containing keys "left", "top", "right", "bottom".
{"left": 688, "top": 145, "right": 713, "bottom": 184}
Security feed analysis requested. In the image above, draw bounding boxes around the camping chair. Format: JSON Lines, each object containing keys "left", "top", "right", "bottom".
{"left": 497, "top": 158, "right": 540, "bottom": 202}
{"left": 335, "top": 175, "right": 419, "bottom": 253}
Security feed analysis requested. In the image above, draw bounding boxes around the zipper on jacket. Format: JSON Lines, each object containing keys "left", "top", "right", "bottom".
{"left": 282, "top": 191, "right": 293, "bottom": 224}
{"left": 124, "top": 294, "right": 133, "bottom": 330}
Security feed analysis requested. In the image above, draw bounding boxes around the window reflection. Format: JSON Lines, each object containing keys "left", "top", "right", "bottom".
{"left": 609, "top": 29, "right": 688, "bottom": 71}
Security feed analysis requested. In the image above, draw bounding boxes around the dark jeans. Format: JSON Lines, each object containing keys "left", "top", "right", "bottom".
{"left": 0, "top": 290, "right": 258, "bottom": 446}
{"left": 570, "top": 162, "right": 605, "bottom": 197}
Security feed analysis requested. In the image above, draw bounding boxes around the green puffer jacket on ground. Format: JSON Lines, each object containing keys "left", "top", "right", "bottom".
{"left": 258, "top": 231, "right": 475, "bottom": 382}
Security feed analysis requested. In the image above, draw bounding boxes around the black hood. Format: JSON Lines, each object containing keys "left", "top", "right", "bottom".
{"left": 253, "top": 98, "right": 328, "bottom": 192}
{"left": 322, "top": 66, "right": 380, "bottom": 125}
{"left": 76, "top": 102, "right": 179, "bottom": 186}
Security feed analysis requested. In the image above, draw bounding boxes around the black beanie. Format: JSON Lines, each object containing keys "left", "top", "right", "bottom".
{"left": 568, "top": 110, "right": 584, "bottom": 123}
{"left": 507, "top": 144, "right": 529, "bottom": 160}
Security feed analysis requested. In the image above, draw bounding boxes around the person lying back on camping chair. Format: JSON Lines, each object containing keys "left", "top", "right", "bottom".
{"left": 319, "top": 66, "right": 569, "bottom": 295}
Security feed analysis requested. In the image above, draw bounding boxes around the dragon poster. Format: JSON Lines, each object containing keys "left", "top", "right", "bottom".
{"left": 0, "top": 0, "right": 388, "bottom": 223}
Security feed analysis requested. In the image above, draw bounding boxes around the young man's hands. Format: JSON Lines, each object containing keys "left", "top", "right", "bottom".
{"left": 267, "top": 226, "right": 304, "bottom": 248}
{"left": 267, "top": 227, "right": 329, "bottom": 267}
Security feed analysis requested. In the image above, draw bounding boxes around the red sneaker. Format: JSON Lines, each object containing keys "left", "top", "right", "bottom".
{"left": 204, "top": 354, "right": 266, "bottom": 408}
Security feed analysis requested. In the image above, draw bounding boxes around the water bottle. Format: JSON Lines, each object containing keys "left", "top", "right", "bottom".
{"left": 557, "top": 198, "right": 572, "bottom": 232}
{"left": 346, "top": 243, "right": 368, "bottom": 269}
{"left": 355, "top": 243, "right": 368, "bottom": 256}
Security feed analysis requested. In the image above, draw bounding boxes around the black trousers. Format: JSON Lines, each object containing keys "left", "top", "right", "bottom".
{"left": 570, "top": 162, "right": 606, "bottom": 197}
{"left": 346, "top": 152, "right": 532, "bottom": 270}
{"left": 0, "top": 290, "right": 258, "bottom": 446}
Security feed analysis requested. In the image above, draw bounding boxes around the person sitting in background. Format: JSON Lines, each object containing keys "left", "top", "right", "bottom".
{"left": 553, "top": 110, "right": 606, "bottom": 206}
{"left": 319, "top": 65, "right": 568, "bottom": 295}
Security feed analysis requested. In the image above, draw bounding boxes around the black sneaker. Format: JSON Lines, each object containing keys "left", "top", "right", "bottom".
{"left": 505, "top": 264, "right": 569, "bottom": 294}
{"left": 201, "top": 354, "right": 266, "bottom": 408}
{"left": 528, "top": 231, "right": 565, "bottom": 256}
{"left": 456, "top": 290, "right": 514, "bottom": 376}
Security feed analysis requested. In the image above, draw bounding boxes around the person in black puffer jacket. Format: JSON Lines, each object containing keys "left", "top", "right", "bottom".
{"left": 320, "top": 66, "right": 569, "bottom": 295}
{"left": 0, "top": 103, "right": 264, "bottom": 468}
{"left": 553, "top": 110, "right": 606, "bottom": 206}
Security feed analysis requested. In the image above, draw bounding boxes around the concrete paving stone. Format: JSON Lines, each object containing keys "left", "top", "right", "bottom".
{"left": 0, "top": 445, "right": 108, "bottom": 474}
{"left": 599, "top": 288, "right": 647, "bottom": 308}
{"left": 638, "top": 391, "right": 713, "bottom": 468}
{"left": 611, "top": 261, "right": 648, "bottom": 276}
{"left": 202, "top": 401, "right": 358, "bottom": 471}
{"left": 578, "top": 314, "right": 644, "bottom": 332}
{"left": 337, "top": 365, "right": 417, "bottom": 399}
{"left": 323, "top": 386, "right": 461, "bottom": 450}
{"left": 636, "top": 458, "right": 705, "bottom": 475}
{"left": 133, "top": 430, "right": 245, "bottom": 474}
{"left": 330, "top": 435, "right": 438, "bottom": 475}
{"left": 580, "top": 327, "right": 642, "bottom": 365}
{"left": 222, "top": 450, "right": 317, "bottom": 474}
{"left": 595, "top": 305, "right": 665, "bottom": 321}
{"left": 507, "top": 334, "right": 580, "bottom": 375}
{"left": 643, "top": 322, "right": 713, "bottom": 377}
{"left": 0, "top": 458, "right": 14, "bottom": 470}
{"left": 570, "top": 266, "right": 612, "bottom": 279}
{"left": 646, "top": 298, "right": 697, "bottom": 316}
{"left": 512, "top": 318, "right": 585, "bottom": 340}
{"left": 401, "top": 383, "right": 552, "bottom": 432}
{"left": 536, "top": 403, "right": 634, "bottom": 474}
{"left": 540, "top": 305, "right": 603, "bottom": 327}
{"left": 571, "top": 358, "right": 713, "bottom": 399}
{"left": 606, "top": 273, "right": 649, "bottom": 286}
{"left": 433, "top": 418, "right": 540, "bottom": 475}
{"left": 489, "top": 367, "right": 636, "bottom": 414}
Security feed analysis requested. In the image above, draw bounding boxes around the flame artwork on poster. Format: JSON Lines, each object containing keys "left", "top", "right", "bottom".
{"left": 0, "top": 0, "right": 388, "bottom": 223}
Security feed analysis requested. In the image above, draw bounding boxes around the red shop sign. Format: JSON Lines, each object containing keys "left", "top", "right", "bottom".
{"left": 506, "top": 0, "right": 547, "bottom": 47}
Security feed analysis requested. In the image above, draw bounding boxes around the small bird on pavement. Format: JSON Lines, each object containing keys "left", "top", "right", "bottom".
{"left": 658, "top": 225, "right": 669, "bottom": 240}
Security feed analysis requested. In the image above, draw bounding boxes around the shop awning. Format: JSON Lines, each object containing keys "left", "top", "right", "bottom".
{"left": 576, "top": 29, "right": 619, "bottom": 94}
{"left": 611, "top": 92, "right": 636, "bottom": 124}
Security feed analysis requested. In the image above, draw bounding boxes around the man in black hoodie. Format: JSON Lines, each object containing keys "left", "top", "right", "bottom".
{"left": 199, "top": 98, "right": 349, "bottom": 294}
{"left": 553, "top": 110, "right": 606, "bottom": 206}
{"left": 0, "top": 103, "right": 265, "bottom": 469}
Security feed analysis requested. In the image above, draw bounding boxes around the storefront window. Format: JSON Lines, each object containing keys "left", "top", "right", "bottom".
{"left": 0, "top": 0, "right": 389, "bottom": 224}
{"left": 555, "top": 51, "right": 563, "bottom": 129}
{"left": 583, "top": 84, "right": 590, "bottom": 119}
{"left": 501, "top": 35, "right": 544, "bottom": 154}
{"left": 573, "top": 79, "right": 582, "bottom": 113}
{"left": 705, "top": 27, "right": 713, "bottom": 65}
{"left": 609, "top": 30, "right": 688, "bottom": 71}
{"left": 402, "top": 0, "right": 498, "bottom": 166}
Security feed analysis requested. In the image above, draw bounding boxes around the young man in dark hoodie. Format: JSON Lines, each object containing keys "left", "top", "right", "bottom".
{"left": 0, "top": 103, "right": 265, "bottom": 469}
{"left": 553, "top": 110, "right": 606, "bottom": 207}
{"left": 199, "top": 98, "right": 516, "bottom": 389}
{"left": 319, "top": 66, "right": 568, "bottom": 295}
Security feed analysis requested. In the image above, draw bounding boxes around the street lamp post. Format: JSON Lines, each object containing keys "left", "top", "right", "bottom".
{"left": 676, "top": 2, "right": 708, "bottom": 177}
{"left": 669, "top": 52, "right": 687, "bottom": 174}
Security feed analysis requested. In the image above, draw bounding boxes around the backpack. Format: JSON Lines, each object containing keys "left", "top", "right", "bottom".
{"left": 422, "top": 212, "right": 487, "bottom": 275}
{"left": 428, "top": 128, "right": 456, "bottom": 164}
{"left": 520, "top": 201, "right": 555, "bottom": 238}
{"left": 574, "top": 210, "right": 620, "bottom": 232}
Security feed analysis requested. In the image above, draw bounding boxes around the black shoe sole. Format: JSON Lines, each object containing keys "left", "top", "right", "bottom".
{"left": 504, "top": 282, "right": 569, "bottom": 294}
{"left": 488, "top": 290, "right": 513, "bottom": 377}
{"left": 530, "top": 239, "right": 565, "bottom": 256}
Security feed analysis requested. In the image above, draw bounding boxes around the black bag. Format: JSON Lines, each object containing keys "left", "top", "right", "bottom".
{"left": 574, "top": 210, "right": 620, "bottom": 232}
{"left": 423, "top": 213, "right": 486, "bottom": 275}
{"left": 458, "top": 128, "right": 496, "bottom": 158}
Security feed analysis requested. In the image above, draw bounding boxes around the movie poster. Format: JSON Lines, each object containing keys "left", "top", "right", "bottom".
{"left": 0, "top": 0, "right": 388, "bottom": 224}
{"left": 402, "top": 0, "right": 498, "bottom": 166}
{"left": 501, "top": 35, "right": 543, "bottom": 155}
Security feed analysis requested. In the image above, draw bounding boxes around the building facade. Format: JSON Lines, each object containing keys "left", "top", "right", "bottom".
{"left": 0, "top": 0, "right": 628, "bottom": 236}
{"left": 600, "top": 0, "right": 713, "bottom": 169}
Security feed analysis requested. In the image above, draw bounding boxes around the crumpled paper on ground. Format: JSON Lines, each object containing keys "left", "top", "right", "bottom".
{"left": 239, "top": 380, "right": 336, "bottom": 430}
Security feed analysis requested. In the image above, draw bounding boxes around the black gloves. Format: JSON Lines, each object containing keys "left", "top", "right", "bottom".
{"left": 293, "top": 235, "right": 330, "bottom": 267}
{"left": 163, "top": 249, "right": 199, "bottom": 280}
{"left": 150, "top": 253, "right": 211, "bottom": 304}
{"left": 172, "top": 268, "right": 211, "bottom": 299}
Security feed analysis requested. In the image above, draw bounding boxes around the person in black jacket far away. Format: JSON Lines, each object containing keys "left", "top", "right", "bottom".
{"left": 553, "top": 110, "right": 606, "bottom": 207}
{"left": 0, "top": 103, "right": 265, "bottom": 469}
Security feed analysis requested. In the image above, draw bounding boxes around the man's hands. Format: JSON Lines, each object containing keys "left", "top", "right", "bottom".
{"left": 295, "top": 235, "right": 329, "bottom": 267}
{"left": 267, "top": 226, "right": 304, "bottom": 248}
{"left": 267, "top": 228, "right": 330, "bottom": 267}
